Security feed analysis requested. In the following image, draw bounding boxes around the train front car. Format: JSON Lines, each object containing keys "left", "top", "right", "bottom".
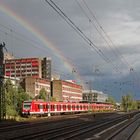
{"left": 22, "top": 100, "right": 32, "bottom": 116}
{"left": 22, "top": 100, "right": 46, "bottom": 116}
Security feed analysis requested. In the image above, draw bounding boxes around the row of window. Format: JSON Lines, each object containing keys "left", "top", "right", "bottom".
{"left": 62, "top": 82, "right": 82, "bottom": 89}
{"left": 37, "top": 104, "right": 88, "bottom": 110}
{"left": 62, "top": 87, "right": 82, "bottom": 93}
{"left": 62, "top": 92, "right": 82, "bottom": 97}
{"left": 6, "top": 60, "right": 38, "bottom": 64}
{"left": 5, "top": 63, "right": 39, "bottom": 68}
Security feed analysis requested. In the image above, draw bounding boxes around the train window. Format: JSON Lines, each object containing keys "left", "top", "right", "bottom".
{"left": 43, "top": 105, "right": 46, "bottom": 109}
{"left": 63, "top": 105, "right": 66, "bottom": 109}
{"left": 57, "top": 105, "right": 59, "bottom": 110}
{"left": 51, "top": 105, "right": 54, "bottom": 110}
{"left": 72, "top": 105, "right": 75, "bottom": 109}
{"left": 46, "top": 105, "right": 48, "bottom": 109}
{"left": 37, "top": 105, "right": 43, "bottom": 109}
{"left": 39, "top": 105, "right": 43, "bottom": 109}
{"left": 24, "top": 104, "right": 31, "bottom": 109}
{"left": 37, "top": 105, "right": 40, "bottom": 109}
{"left": 68, "top": 105, "right": 71, "bottom": 109}
{"left": 46, "top": 105, "right": 52, "bottom": 109}
{"left": 76, "top": 105, "right": 79, "bottom": 109}
{"left": 54, "top": 104, "right": 57, "bottom": 109}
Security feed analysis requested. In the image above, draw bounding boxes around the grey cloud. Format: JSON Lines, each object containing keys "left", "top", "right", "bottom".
{"left": 1, "top": 0, "right": 140, "bottom": 101}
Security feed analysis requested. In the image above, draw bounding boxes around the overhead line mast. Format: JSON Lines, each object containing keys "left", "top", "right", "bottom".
{"left": 0, "top": 42, "right": 6, "bottom": 121}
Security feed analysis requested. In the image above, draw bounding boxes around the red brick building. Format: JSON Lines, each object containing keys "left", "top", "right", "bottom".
{"left": 52, "top": 80, "right": 83, "bottom": 102}
{"left": 4, "top": 57, "right": 51, "bottom": 80}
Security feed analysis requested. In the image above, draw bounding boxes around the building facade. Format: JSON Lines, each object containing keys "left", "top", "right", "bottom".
{"left": 41, "top": 57, "right": 51, "bottom": 80}
{"left": 52, "top": 80, "right": 83, "bottom": 102}
{"left": 21, "top": 77, "right": 51, "bottom": 97}
{"left": 4, "top": 57, "right": 51, "bottom": 80}
{"left": 83, "top": 90, "right": 108, "bottom": 103}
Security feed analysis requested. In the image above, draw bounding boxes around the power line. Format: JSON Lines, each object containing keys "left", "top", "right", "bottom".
{"left": 81, "top": 0, "right": 139, "bottom": 95}
{"left": 76, "top": 0, "right": 122, "bottom": 68}
{"left": 44, "top": 0, "right": 121, "bottom": 73}
{"left": 82, "top": 0, "right": 131, "bottom": 69}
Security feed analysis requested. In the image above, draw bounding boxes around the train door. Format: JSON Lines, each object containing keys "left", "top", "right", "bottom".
{"left": 40, "top": 103, "right": 43, "bottom": 113}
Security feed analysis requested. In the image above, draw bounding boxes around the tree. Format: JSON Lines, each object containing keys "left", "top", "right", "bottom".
{"left": 121, "top": 94, "right": 138, "bottom": 111}
{"left": 5, "top": 79, "right": 32, "bottom": 116}
{"left": 106, "top": 96, "right": 116, "bottom": 105}
{"left": 130, "top": 100, "right": 138, "bottom": 110}
{"left": 38, "top": 88, "right": 47, "bottom": 101}
{"left": 16, "top": 85, "right": 32, "bottom": 115}
{"left": 5, "top": 79, "right": 17, "bottom": 116}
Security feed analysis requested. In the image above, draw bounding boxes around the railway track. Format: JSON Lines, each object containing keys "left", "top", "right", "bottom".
{"left": 0, "top": 117, "right": 85, "bottom": 133}
{"left": 8, "top": 113, "right": 132, "bottom": 140}
{"left": 0, "top": 112, "right": 139, "bottom": 140}
{"left": 3, "top": 116, "right": 112, "bottom": 140}
{"left": 0, "top": 112, "right": 115, "bottom": 133}
{"left": 106, "top": 113, "right": 140, "bottom": 140}
{"left": 0, "top": 113, "right": 90, "bottom": 133}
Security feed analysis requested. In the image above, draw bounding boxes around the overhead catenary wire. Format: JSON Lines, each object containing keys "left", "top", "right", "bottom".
{"left": 74, "top": 0, "right": 138, "bottom": 95}
{"left": 76, "top": 0, "right": 123, "bottom": 69}
{"left": 45, "top": 0, "right": 140, "bottom": 96}
{"left": 83, "top": 0, "right": 140, "bottom": 89}
{"left": 45, "top": 0, "right": 121, "bottom": 73}
{"left": 82, "top": 0, "right": 131, "bottom": 69}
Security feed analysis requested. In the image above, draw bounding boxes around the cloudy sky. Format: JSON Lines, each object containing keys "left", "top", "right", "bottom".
{"left": 0, "top": 0, "right": 140, "bottom": 101}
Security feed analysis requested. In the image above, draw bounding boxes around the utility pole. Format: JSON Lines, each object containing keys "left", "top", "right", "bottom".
{"left": 48, "top": 93, "right": 51, "bottom": 117}
{"left": 0, "top": 42, "right": 6, "bottom": 121}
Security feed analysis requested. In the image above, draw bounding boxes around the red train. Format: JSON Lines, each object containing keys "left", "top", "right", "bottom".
{"left": 22, "top": 100, "right": 115, "bottom": 116}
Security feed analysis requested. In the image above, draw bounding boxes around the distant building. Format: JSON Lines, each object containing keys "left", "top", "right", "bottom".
{"left": 41, "top": 57, "right": 51, "bottom": 80}
{"left": 4, "top": 57, "right": 51, "bottom": 80}
{"left": 4, "top": 52, "right": 14, "bottom": 60}
{"left": 83, "top": 90, "right": 108, "bottom": 103}
{"left": 51, "top": 80, "right": 83, "bottom": 102}
{"left": 20, "top": 77, "right": 51, "bottom": 97}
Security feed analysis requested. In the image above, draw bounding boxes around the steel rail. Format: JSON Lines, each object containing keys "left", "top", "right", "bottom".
{"left": 106, "top": 113, "right": 140, "bottom": 140}
{"left": 12, "top": 114, "right": 129, "bottom": 140}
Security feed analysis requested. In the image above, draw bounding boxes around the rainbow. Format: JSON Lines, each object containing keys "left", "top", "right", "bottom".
{"left": 0, "top": 3, "right": 85, "bottom": 86}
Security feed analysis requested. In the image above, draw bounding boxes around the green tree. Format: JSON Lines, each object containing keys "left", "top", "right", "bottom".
{"left": 5, "top": 79, "right": 17, "bottom": 116}
{"left": 38, "top": 88, "right": 47, "bottom": 101}
{"left": 106, "top": 96, "right": 116, "bottom": 105}
{"left": 5, "top": 79, "right": 32, "bottom": 116}
{"left": 121, "top": 94, "right": 137, "bottom": 111}
{"left": 16, "top": 86, "right": 32, "bottom": 115}
{"left": 130, "top": 100, "right": 138, "bottom": 110}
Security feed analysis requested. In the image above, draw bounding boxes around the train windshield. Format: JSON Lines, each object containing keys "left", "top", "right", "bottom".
{"left": 23, "top": 102, "right": 31, "bottom": 109}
